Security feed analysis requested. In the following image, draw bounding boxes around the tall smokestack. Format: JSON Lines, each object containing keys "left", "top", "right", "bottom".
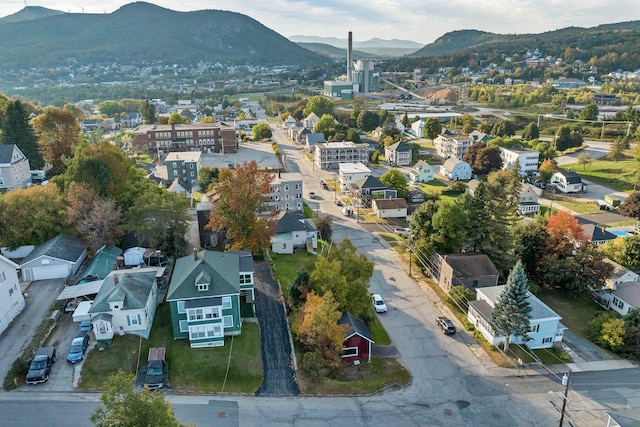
{"left": 347, "top": 31, "right": 353, "bottom": 82}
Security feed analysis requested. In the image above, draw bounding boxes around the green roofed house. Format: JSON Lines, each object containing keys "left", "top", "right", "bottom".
{"left": 78, "top": 245, "right": 123, "bottom": 284}
{"left": 166, "top": 249, "right": 255, "bottom": 348}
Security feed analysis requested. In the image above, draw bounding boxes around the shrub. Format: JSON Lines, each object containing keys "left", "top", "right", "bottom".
{"left": 587, "top": 311, "right": 621, "bottom": 346}
{"left": 442, "top": 181, "right": 467, "bottom": 195}
{"left": 446, "top": 285, "right": 475, "bottom": 313}
{"left": 3, "top": 357, "right": 29, "bottom": 391}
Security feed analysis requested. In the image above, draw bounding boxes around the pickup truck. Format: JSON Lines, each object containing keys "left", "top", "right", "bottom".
{"left": 26, "top": 347, "right": 56, "bottom": 384}
{"left": 143, "top": 347, "right": 167, "bottom": 390}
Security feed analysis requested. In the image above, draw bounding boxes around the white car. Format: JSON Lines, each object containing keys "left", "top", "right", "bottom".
{"left": 372, "top": 294, "right": 387, "bottom": 313}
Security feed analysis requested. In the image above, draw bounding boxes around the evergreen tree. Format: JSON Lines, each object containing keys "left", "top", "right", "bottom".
{"left": 491, "top": 260, "right": 532, "bottom": 351}
{"left": 1, "top": 100, "right": 44, "bottom": 169}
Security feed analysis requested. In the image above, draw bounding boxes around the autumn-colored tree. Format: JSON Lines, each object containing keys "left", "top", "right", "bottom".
{"left": 207, "top": 161, "right": 274, "bottom": 253}
{"left": 619, "top": 192, "right": 640, "bottom": 220}
{"left": 545, "top": 211, "right": 587, "bottom": 253}
{"left": 292, "top": 291, "right": 346, "bottom": 374}
{"left": 538, "top": 158, "right": 556, "bottom": 182}
{"left": 33, "top": 106, "right": 81, "bottom": 172}
{"left": 66, "top": 182, "right": 100, "bottom": 226}
{"left": 0, "top": 185, "right": 67, "bottom": 249}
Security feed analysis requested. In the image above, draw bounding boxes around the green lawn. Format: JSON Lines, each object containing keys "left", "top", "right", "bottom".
{"left": 553, "top": 199, "right": 600, "bottom": 214}
{"left": 271, "top": 248, "right": 320, "bottom": 299}
{"left": 79, "top": 303, "right": 263, "bottom": 393}
{"left": 537, "top": 289, "right": 605, "bottom": 338}
{"left": 298, "top": 357, "right": 410, "bottom": 395}
{"left": 566, "top": 157, "right": 639, "bottom": 193}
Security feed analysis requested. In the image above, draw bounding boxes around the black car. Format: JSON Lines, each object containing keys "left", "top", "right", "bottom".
{"left": 335, "top": 200, "right": 343, "bottom": 207}
{"left": 26, "top": 347, "right": 56, "bottom": 384}
{"left": 436, "top": 317, "right": 456, "bottom": 335}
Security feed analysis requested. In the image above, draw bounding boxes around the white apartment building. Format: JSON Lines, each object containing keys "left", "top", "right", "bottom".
{"left": 338, "top": 162, "right": 371, "bottom": 192}
{"left": 434, "top": 132, "right": 475, "bottom": 160}
{"left": 314, "top": 141, "right": 369, "bottom": 170}
{"left": 500, "top": 146, "right": 540, "bottom": 177}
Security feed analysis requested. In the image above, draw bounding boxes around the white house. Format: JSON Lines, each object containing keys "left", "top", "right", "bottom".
{"left": 468, "top": 285, "right": 565, "bottom": 349}
{"left": 609, "top": 282, "right": 640, "bottom": 316}
{"left": 270, "top": 211, "right": 318, "bottom": 255}
{"left": 411, "top": 119, "right": 426, "bottom": 138}
{"left": 20, "top": 235, "right": 88, "bottom": 281}
{"left": 409, "top": 160, "right": 435, "bottom": 183}
{"left": 551, "top": 171, "right": 585, "bottom": 193}
{"left": 500, "top": 146, "right": 540, "bottom": 177}
{"left": 372, "top": 198, "right": 408, "bottom": 219}
{"left": 518, "top": 183, "right": 542, "bottom": 215}
{"left": 603, "top": 258, "right": 640, "bottom": 290}
{"left": 339, "top": 162, "right": 371, "bottom": 192}
{"left": 0, "top": 144, "right": 32, "bottom": 191}
{"left": 440, "top": 158, "right": 472, "bottom": 181}
{"left": 0, "top": 254, "right": 25, "bottom": 337}
{"left": 88, "top": 269, "right": 160, "bottom": 343}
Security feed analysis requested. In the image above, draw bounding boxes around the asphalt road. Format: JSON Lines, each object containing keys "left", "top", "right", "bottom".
{"left": 253, "top": 262, "right": 300, "bottom": 396}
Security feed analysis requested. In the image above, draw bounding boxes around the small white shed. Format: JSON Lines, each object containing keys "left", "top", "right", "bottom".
{"left": 124, "top": 247, "right": 146, "bottom": 266}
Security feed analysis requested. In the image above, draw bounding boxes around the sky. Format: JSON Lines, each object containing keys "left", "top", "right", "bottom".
{"left": 3, "top": 0, "right": 640, "bottom": 45}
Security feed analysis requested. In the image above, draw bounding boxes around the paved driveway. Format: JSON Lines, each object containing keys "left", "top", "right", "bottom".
{"left": 0, "top": 279, "right": 64, "bottom": 382}
{"left": 253, "top": 262, "right": 300, "bottom": 396}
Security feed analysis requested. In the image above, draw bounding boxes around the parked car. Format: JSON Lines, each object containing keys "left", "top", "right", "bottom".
{"left": 309, "top": 191, "right": 316, "bottom": 199}
{"left": 342, "top": 207, "right": 353, "bottom": 216}
{"left": 143, "top": 347, "right": 168, "bottom": 391}
{"left": 67, "top": 333, "right": 90, "bottom": 364}
{"left": 372, "top": 294, "right": 387, "bottom": 313}
{"left": 394, "top": 227, "right": 410, "bottom": 236}
{"left": 335, "top": 200, "right": 343, "bottom": 207}
{"left": 26, "top": 347, "right": 56, "bottom": 384}
{"left": 436, "top": 317, "right": 456, "bottom": 335}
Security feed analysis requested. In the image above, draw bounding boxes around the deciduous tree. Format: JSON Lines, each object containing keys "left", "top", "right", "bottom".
{"left": 90, "top": 371, "right": 181, "bottom": 427}
{"left": 252, "top": 123, "right": 272, "bottom": 140}
{"left": 522, "top": 122, "right": 539, "bottom": 141}
{"left": 0, "top": 184, "right": 67, "bottom": 249}
{"left": 33, "top": 106, "right": 81, "bottom": 172}
{"left": 77, "top": 198, "right": 125, "bottom": 253}
{"left": 207, "top": 161, "right": 274, "bottom": 253}
{"left": 545, "top": 211, "right": 587, "bottom": 253}
{"left": 538, "top": 158, "right": 556, "bottom": 182}
{"left": 577, "top": 152, "right": 592, "bottom": 170}
{"left": 356, "top": 110, "right": 380, "bottom": 132}
{"left": 422, "top": 117, "right": 442, "bottom": 140}
{"left": 619, "top": 192, "right": 640, "bottom": 220}
{"left": 579, "top": 103, "right": 599, "bottom": 121}
{"left": 491, "top": 261, "right": 532, "bottom": 350}
{"left": 303, "top": 96, "right": 334, "bottom": 117}
{"left": 380, "top": 169, "right": 409, "bottom": 198}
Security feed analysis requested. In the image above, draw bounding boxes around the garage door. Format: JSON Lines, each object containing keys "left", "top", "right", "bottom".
{"left": 32, "top": 264, "right": 69, "bottom": 280}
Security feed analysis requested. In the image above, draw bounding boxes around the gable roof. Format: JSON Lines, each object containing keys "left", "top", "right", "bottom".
{"left": 386, "top": 141, "right": 411, "bottom": 153}
{"left": 0, "top": 144, "right": 26, "bottom": 165}
{"left": 21, "top": 234, "right": 87, "bottom": 264}
{"left": 444, "top": 253, "right": 499, "bottom": 279}
{"left": 274, "top": 211, "right": 307, "bottom": 234}
{"left": 603, "top": 258, "right": 638, "bottom": 281}
{"left": 612, "top": 282, "right": 640, "bottom": 308}
{"left": 353, "top": 175, "right": 387, "bottom": 190}
{"left": 412, "top": 160, "right": 433, "bottom": 173}
{"left": 338, "top": 312, "right": 373, "bottom": 342}
{"left": 478, "top": 285, "right": 561, "bottom": 320}
{"left": 442, "top": 158, "right": 468, "bottom": 171}
{"left": 167, "top": 250, "right": 240, "bottom": 301}
{"left": 0, "top": 253, "right": 19, "bottom": 270}
{"left": 555, "top": 171, "right": 582, "bottom": 184}
{"left": 78, "top": 246, "right": 123, "bottom": 284}
{"left": 373, "top": 198, "right": 408, "bottom": 210}
{"left": 582, "top": 224, "right": 617, "bottom": 242}
{"left": 88, "top": 271, "right": 157, "bottom": 314}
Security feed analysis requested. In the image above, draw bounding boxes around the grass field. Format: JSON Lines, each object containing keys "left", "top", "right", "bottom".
{"left": 568, "top": 156, "right": 639, "bottom": 193}
{"left": 271, "top": 248, "right": 320, "bottom": 299}
{"left": 537, "top": 289, "right": 605, "bottom": 338}
{"left": 79, "top": 303, "right": 263, "bottom": 393}
{"left": 553, "top": 198, "right": 600, "bottom": 214}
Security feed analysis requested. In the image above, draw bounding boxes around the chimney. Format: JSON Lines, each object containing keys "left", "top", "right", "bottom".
{"left": 347, "top": 31, "right": 353, "bottom": 82}
{"left": 193, "top": 247, "right": 199, "bottom": 261}
{"left": 113, "top": 275, "right": 119, "bottom": 285}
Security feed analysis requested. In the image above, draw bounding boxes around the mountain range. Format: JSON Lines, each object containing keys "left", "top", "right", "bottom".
{"left": 0, "top": 2, "right": 325, "bottom": 68}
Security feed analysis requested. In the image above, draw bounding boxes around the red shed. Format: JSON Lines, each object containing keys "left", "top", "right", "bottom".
{"left": 338, "top": 312, "right": 374, "bottom": 363}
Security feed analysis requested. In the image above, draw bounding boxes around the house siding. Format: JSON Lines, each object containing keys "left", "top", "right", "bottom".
{"left": 342, "top": 334, "right": 371, "bottom": 363}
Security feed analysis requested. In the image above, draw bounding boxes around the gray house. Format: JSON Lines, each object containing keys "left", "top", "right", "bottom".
{"left": 20, "top": 235, "right": 88, "bottom": 281}
{"left": 0, "top": 144, "right": 32, "bottom": 191}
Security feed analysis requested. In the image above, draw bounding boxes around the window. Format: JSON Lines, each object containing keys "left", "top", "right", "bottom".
{"left": 284, "top": 185, "right": 289, "bottom": 191}
{"left": 240, "top": 274, "right": 252, "bottom": 284}
{"left": 472, "top": 280, "right": 478, "bottom": 288}
{"left": 127, "top": 314, "right": 142, "bottom": 326}
{"left": 223, "top": 315, "right": 233, "bottom": 328}
{"left": 530, "top": 324, "right": 539, "bottom": 333}
{"left": 542, "top": 337, "right": 553, "bottom": 344}
{"left": 222, "top": 296, "right": 232, "bottom": 309}
{"left": 179, "top": 320, "right": 188, "bottom": 332}
{"left": 173, "top": 170, "right": 178, "bottom": 177}
{"left": 612, "top": 297, "right": 624, "bottom": 309}
{"left": 341, "top": 347, "right": 358, "bottom": 357}
{"left": 197, "top": 283, "right": 209, "bottom": 291}
{"left": 177, "top": 301, "right": 186, "bottom": 314}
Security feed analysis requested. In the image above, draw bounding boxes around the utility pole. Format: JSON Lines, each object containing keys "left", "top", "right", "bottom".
{"left": 559, "top": 370, "right": 571, "bottom": 427}
{"left": 409, "top": 249, "right": 412, "bottom": 276}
